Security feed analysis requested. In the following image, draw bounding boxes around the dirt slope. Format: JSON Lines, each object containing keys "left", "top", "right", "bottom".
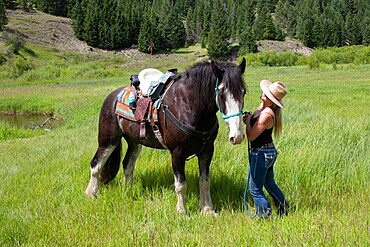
{"left": 4, "top": 9, "right": 93, "bottom": 52}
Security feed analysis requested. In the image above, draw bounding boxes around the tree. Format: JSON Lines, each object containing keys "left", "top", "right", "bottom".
{"left": 83, "top": 0, "right": 100, "bottom": 47}
{"left": 362, "top": 10, "right": 370, "bottom": 45}
{"left": 253, "top": 5, "right": 265, "bottom": 40}
{"left": 207, "top": 0, "right": 230, "bottom": 59}
{"left": 0, "top": 0, "right": 8, "bottom": 31}
{"left": 185, "top": 8, "right": 196, "bottom": 45}
{"left": 200, "top": 0, "right": 211, "bottom": 48}
{"left": 236, "top": 0, "right": 255, "bottom": 39}
{"left": 297, "top": 16, "right": 315, "bottom": 48}
{"left": 155, "top": 0, "right": 185, "bottom": 51}
{"left": 138, "top": 7, "right": 159, "bottom": 53}
{"left": 239, "top": 25, "right": 257, "bottom": 54}
{"left": 98, "top": 0, "right": 116, "bottom": 49}
{"left": 71, "top": 0, "right": 86, "bottom": 40}
{"left": 275, "top": 0, "right": 288, "bottom": 28}
{"left": 262, "top": 6, "right": 276, "bottom": 40}
{"left": 35, "top": 0, "right": 70, "bottom": 17}
{"left": 168, "top": 11, "right": 186, "bottom": 50}
{"left": 111, "top": 0, "right": 126, "bottom": 49}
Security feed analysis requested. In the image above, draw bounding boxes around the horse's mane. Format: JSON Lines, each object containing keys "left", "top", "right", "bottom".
{"left": 176, "top": 60, "right": 246, "bottom": 108}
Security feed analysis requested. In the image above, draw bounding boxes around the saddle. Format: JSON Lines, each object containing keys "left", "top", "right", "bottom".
{"left": 116, "top": 68, "right": 177, "bottom": 140}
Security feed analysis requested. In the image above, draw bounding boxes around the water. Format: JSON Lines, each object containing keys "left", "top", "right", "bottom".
{"left": 0, "top": 114, "right": 64, "bottom": 129}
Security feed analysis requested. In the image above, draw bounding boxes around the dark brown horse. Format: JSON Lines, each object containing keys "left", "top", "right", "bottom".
{"left": 86, "top": 58, "right": 247, "bottom": 215}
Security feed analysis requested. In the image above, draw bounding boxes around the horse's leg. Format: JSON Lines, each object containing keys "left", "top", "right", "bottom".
{"left": 122, "top": 137, "right": 142, "bottom": 185}
{"left": 85, "top": 144, "right": 118, "bottom": 198}
{"left": 198, "top": 147, "right": 216, "bottom": 215}
{"left": 171, "top": 148, "right": 187, "bottom": 214}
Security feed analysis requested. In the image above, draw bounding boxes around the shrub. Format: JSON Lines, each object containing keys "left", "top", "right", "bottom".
{"left": 5, "top": 31, "right": 25, "bottom": 55}
{"left": 243, "top": 50, "right": 301, "bottom": 67}
{"left": 0, "top": 54, "right": 6, "bottom": 64}
{"left": 308, "top": 54, "right": 320, "bottom": 69}
{"left": 312, "top": 46, "right": 370, "bottom": 65}
{"left": 12, "top": 56, "right": 32, "bottom": 77}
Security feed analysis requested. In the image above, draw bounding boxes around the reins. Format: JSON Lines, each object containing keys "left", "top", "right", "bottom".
{"left": 158, "top": 76, "right": 244, "bottom": 156}
{"left": 161, "top": 103, "right": 218, "bottom": 142}
{"left": 244, "top": 140, "right": 256, "bottom": 219}
{"left": 158, "top": 80, "right": 219, "bottom": 154}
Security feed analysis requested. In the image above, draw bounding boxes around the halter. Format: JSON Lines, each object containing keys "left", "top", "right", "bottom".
{"left": 214, "top": 78, "right": 243, "bottom": 119}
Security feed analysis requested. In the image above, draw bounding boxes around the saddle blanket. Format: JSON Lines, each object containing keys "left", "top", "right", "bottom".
{"left": 115, "top": 87, "right": 158, "bottom": 122}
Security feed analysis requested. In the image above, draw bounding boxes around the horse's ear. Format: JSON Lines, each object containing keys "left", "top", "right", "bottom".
{"left": 238, "top": 57, "right": 246, "bottom": 74}
{"left": 211, "top": 60, "right": 222, "bottom": 78}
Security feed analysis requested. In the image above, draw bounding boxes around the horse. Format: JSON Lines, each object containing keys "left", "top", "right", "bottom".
{"left": 85, "top": 58, "right": 247, "bottom": 215}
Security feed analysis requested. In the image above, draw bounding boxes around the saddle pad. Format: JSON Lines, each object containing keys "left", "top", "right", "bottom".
{"left": 115, "top": 87, "right": 158, "bottom": 122}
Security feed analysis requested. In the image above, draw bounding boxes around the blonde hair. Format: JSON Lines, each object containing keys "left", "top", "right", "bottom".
{"left": 273, "top": 106, "right": 283, "bottom": 138}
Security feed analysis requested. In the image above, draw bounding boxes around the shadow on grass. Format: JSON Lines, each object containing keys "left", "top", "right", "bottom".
{"left": 137, "top": 165, "right": 247, "bottom": 213}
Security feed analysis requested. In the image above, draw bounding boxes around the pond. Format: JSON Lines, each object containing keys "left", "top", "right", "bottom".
{"left": 0, "top": 114, "right": 64, "bottom": 129}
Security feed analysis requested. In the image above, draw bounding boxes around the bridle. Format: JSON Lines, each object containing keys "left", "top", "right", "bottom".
{"left": 214, "top": 77, "right": 243, "bottom": 119}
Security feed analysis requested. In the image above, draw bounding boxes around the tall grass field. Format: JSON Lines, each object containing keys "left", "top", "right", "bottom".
{"left": 0, "top": 45, "right": 369, "bottom": 246}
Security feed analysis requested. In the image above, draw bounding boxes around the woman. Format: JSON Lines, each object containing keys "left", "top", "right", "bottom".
{"left": 243, "top": 80, "right": 289, "bottom": 218}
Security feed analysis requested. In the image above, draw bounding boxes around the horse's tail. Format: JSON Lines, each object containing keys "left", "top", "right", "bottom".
{"left": 100, "top": 140, "right": 122, "bottom": 185}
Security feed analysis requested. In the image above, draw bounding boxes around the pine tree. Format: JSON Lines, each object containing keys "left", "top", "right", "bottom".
{"left": 239, "top": 25, "right": 257, "bottom": 54}
{"left": 193, "top": 0, "right": 205, "bottom": 42}
{"left": 138, "top": 7, "right": 159, "bottom": 53}
{"left": 71, "top": 0, "right": 86, "bottom": 41}
{"left": 297, "top": 16, "right": 315, "bottom": 48}
{"left": 227, "top": 0, "right": 237, "bottom": 40}
{"left": 99, "top": 0, "right": 116, "bottom": 49}
{"left": 185, "top": 8, "right": 195, "bottom": 45}
{"left": 236, "top": 0, "right": 255, "bottom": 39}
{"left": 351, "top": 12, "right": 363, "bottom": 45}
{"left": 36, "top": 0, "right": 69, "bottom": 17}
{"left": 83, "top": 0, "right": 100, "bottom": 47}
{"left": 296, "top": 1, "right": 315, "bottom": 48}
{"left": 262, "top": 6, "right": 276, "bottom": 40}
{"left": 207, "top": 0, "right": 230, "bottom": 60}
{"left": 362, "top": 10, "right": 370, "bottom": 45}
{"left": 112, "top": 0, "right": 126, "bottom": 49}
{"left": 169, "top": 11, "right": 186, "bottom": 49}
{"left": 275, "top": 0, "right": 287, "bottom": 28}
{"left": 200, "top": 0, "right": 211, "bottom": 48}
{"left": 0, "top": 0, "right": 8, "bottom": 31}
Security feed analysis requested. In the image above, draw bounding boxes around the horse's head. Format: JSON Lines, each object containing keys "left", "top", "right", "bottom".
{"left": 212, "top": 58, "right": 246, "bottom": 145}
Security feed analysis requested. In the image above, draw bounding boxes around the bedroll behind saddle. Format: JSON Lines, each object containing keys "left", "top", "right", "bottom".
{"left": 135, "top": 68, "right": 177, "bottom": 99}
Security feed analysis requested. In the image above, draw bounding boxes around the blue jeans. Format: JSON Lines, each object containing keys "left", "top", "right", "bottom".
{"left": 249, "top": 146, "right": 288, "bottom": 218}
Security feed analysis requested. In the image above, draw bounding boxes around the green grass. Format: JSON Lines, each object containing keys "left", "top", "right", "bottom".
{"left": 0, "top": 45, "right": 369, "bottom": 246}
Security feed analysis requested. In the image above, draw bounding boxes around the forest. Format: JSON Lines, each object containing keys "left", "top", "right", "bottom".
{"left": 1, "top": 0, "right": 369, "bottom": 59}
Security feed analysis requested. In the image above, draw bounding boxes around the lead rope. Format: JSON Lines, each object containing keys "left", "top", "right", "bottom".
{"left": 244, "top": 140, "right": 256, "bottom": 219}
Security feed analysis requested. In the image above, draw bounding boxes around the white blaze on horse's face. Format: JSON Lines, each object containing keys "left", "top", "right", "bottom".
{"left": 222, "top": 87, "right": 244, "bottom": 145}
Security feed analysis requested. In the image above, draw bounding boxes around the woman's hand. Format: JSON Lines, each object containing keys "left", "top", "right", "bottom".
{"left": 242, "top": 112, "right": 252, "bottom": 124}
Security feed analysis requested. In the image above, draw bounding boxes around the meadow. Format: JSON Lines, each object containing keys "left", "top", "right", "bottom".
{"left": 0, "top": 44, "right": 369, "bottom": 246}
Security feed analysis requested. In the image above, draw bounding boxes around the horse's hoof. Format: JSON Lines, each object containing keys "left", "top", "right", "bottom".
{"left": 200, "top": 206, "right": 217, "bottom": 216}
{"left": 85, "top": 188, "right": 97, "bottom": 199}
{"left": 176, "top": 206, "right": 187, "bottom": 215}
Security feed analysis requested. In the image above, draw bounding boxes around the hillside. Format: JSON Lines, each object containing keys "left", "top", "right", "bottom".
{"left": 2, "top": 9, "right": 313, "bottom": 58}
{"left": 3, "top": 9, "right": 97, "bottom": 53}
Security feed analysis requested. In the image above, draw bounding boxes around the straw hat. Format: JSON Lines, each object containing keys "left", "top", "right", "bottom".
{"left": 260, "top": 80, "right": 287, "bottom": 108}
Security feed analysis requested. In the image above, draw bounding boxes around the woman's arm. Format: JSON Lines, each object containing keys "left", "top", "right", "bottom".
{"left": 244, "top": 112, "right": 274, "bottom": 141}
